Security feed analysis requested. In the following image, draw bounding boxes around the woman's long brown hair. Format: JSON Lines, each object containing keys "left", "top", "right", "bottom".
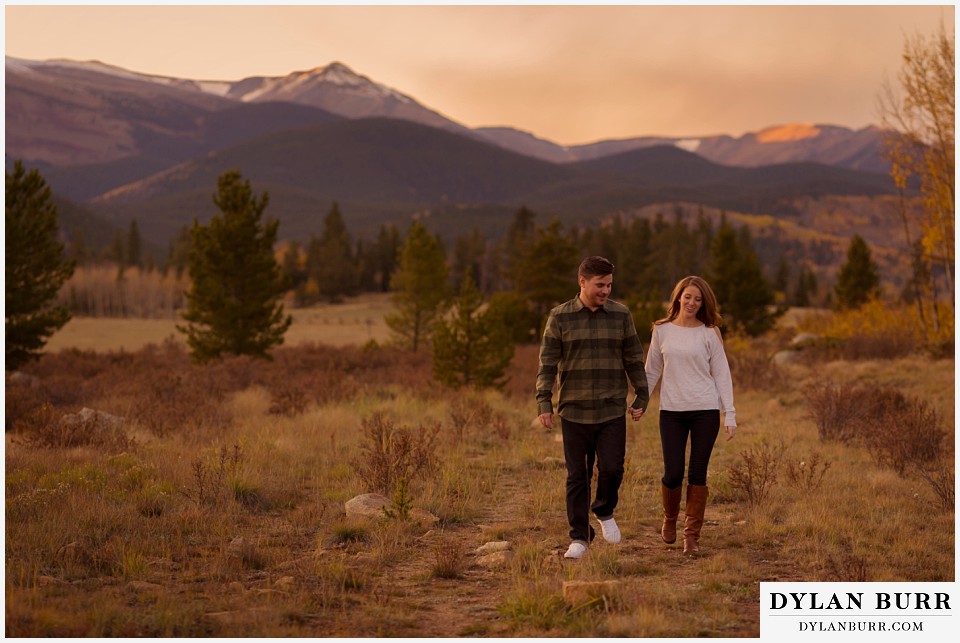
{"left": 654, "top": 275, "right": 723, "bottom": 328}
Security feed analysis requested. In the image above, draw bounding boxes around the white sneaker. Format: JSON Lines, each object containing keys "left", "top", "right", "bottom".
{"left": 563, "top": 542, "right": 588, "bottom": 559}
{"left": 598, "top": 516, "right": 621, "bottom": 544}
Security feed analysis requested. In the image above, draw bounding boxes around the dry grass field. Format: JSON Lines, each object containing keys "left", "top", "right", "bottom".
{"left": 4, "top": 306, "right": 955, "bottom": 637}
{"left": 44, "top": 293, "right": 396, "bottom": 353}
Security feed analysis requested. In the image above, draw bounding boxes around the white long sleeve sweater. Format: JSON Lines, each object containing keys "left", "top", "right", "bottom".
{"left": 643, "top": 322, "right": 736, "bottom": 427}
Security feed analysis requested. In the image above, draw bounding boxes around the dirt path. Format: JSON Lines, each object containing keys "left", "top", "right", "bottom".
{"left": 349, "top": 461, "right": 769, "bottom": 637}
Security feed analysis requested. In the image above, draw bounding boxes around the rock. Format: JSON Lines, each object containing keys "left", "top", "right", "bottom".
{"left": 274, "top": 576, "right": 296, "bottom": 590}
{"left": 475, "top": 541, "right": 511, "bottom": 555}
{"left": 562, "top": 580, "right": 623, "bottom": 607}
{"left": 36, "top": 575, "right": 68, "bottom": 587}
{"left": 59, "top": 407, "right": 125, "bottom": 435}
{"left": 8, "top": 372, "right": 40, "bottom": 388}
{"left": 772, "top": 350, "right": 800, "bottom": 366}
{"left": 57, "top": 541, "right": 84, "bottom": 563}
{"left": 410, "top": 508, "right": 440, "bottom": 525}
{"left": 226, "top": 536, "right": 253, "bottom": 560}
{"left": 127, "top": 580, "right": 163, "bottom": 592}
{"left": 541, "top": 456, "right": 565, "bottom": 468}
{"left": 344, "top": 493, "right": 390, "bottom": 519}
{"left": 790, "top": 333, "right": 819, "bottom": 346}
{"left": 344, "top": 493, "right": 438, "bottom": 524}
{"left": 476, "top": 551, "right": 514, "bottom": 568}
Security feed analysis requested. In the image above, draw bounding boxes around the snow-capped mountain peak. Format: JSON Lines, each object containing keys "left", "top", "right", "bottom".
{"left": 225, "top": 60, "right": 410, "bottom": 106}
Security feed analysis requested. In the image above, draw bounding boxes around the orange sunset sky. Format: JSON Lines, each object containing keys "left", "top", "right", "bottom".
{"left": 3, "top": 3, "right": 955, "bottom": 145}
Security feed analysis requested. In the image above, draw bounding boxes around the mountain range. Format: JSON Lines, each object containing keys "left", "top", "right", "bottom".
{"left": 5, "top": 56, "right": 900, "bottom": 247}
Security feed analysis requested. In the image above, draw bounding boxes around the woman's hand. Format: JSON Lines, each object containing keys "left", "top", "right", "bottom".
{"left": 724, "top": 425, "right": 736, "bottom": 441}
{"left": 629, "top": 407, "right": 644, "bottom": 422}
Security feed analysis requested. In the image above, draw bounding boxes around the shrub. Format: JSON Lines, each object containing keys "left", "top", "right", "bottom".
{"left": 864, "top": 397, "right": 945, "bottom": 475}
{"left": 726, "top": 441, "right": 784, "bottom": 507}
{"left": 806, "top": 383, "right": 902, "bottom": 443}
{"left": 794, "top": 299, "right": 954, "bottom": 360}
{"left": 352, "top": 413, "right": 440, "bottom": 495}
{"left": 807, "top": 384, "right": 946, "bottom": 476}
{"left": 784, "top": 452, "right": 832, "bottom": 492}
{"left": 431, "top": 533, "right": 466, "bottom": 579}
{"left": 919, "top": 457, "right": 955, "bottom": 510}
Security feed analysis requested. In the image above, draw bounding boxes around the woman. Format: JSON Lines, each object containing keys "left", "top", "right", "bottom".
{"left": 632, "top": 276, "right": 736, "bottom": 554}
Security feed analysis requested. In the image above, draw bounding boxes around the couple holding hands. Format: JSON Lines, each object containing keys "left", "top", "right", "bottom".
{"left": 536, "top": 256, "right": 736, "bottom": 559}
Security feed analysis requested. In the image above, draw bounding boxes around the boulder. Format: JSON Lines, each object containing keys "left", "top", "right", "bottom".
{"left": 60, "top": 407, "right": 125, "bottom": 433}
{"left": 475, "top": 541, "right": 511, "bottom": 555}
{"left": 790, "top": 333, "right": 819, "bottom": 346}
{"left": 476, "top": 551, "right": 514, "bottom": 568}
{"left": 772, "top": 350, "right": 800, "bottom": 366}
{"left": 344, "top": 493, "right": 438, "bottom": 524}
{"left": 345, "top": 493, "right": 390, "bottom": 519}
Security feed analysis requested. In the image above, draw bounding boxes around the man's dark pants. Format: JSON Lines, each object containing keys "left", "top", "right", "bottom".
{"left": 560, "top": 415, "right": 626, "bottom": 543}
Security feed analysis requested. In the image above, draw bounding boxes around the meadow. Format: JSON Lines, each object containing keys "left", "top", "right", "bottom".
{"left": 4, "top": 299, "right": 955, "bottom": 637}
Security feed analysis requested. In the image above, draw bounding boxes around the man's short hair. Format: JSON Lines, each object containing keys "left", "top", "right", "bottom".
{"left": 578, "top": 256, "right": 615, "bottom": 279}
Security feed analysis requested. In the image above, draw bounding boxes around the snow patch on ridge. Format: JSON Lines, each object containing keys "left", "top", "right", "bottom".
{"left": 675, "top": 138, "right": 701, "bottom": 152}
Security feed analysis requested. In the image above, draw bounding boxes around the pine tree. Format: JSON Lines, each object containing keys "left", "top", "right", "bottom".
{"left": 707, "top": 217, "right": 779, "bottom": 336}
{"left": 706, "top": 215, "right": 740, "bottom": 309}
{"left": 281, "top": 241, "right": 308, "bottom": 305}
{"left": 385, "top": 221, "right": 449, "bottom": 352}
{"left": 373, "top": 224, "right": 402, "bottom": 292}
{"left": 834, "top": 234, "right": 880, "bottom": 309}
{"left": 127, "top": 219, "right": 143, "bottom": 270}
{"left": 5, "top": 161, "right": 76, "bottom": 371}
{"left": 177, "top": 170, "right": 291, "bottom": 362}
{"left": 432, "top": 274, "right": 514, "bottom": 389}
{"left": 792, "top": 266, "right": 818, "bottom": 307}
{"left": 315, "top": 202, "right": 356, "bottom": 303}
{"left": 451, "top": 227, "right": 487, "bottom": 291}
{"left": 513, "top": 218, "right": 579, "bottom": 331}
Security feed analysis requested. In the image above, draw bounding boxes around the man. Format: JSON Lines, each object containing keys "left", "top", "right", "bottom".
{"left": 536, "top": 256, "right": 649, "bottom": 559}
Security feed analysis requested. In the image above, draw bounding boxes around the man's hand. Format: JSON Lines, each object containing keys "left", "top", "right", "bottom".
{"left": 538, "top": 412, "right": 554, "bottom": 429}
{"left": 629, "top": 407, "right": 644, "bottom": 422}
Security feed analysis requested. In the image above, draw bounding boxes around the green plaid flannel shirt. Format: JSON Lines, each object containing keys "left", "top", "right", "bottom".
{"left": 536, "top": 295, "right": 649, "bottom": 424}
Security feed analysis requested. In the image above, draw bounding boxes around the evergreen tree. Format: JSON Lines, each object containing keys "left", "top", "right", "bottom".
{"left": 5, "top": 161, "right": 76, "bottom": 371}
{"left": 67, "top": 228, "right": 89, "bottom": 266}
{"left": 177, "top": 170, "right": 291, "bottom": 362}
{"left": 792, "top": 266, "right": 818, "bottom": 307}
{"left": 834, "top": 234, "right": 880, "bottom": 309}
{"left": 432, "top": 274, "right": 514, "bottom": 389}
{"left": 451, "top": 227, "right": 487, "bottom": 291}
{"left": 127, "top": 219, "right": 143, "bottom": 270}
{"left": 774, "top": 256, "right": 790, "bottom": 299}
{"left": 708, "top": 217, "right": 779, "bottom": 336}
{"left": 514, "top": 218, "right": 579, "bottom": 333}
{"left": 707, "top": 215, "right": 740, "bottom": 309}
{"left": 108, "top": 229, "right": 126, "bottom": 279}
{"left": 502, "top": 206, "right": 537, "bottom": 288}
{"left": 281, "top": 241, "right": 308, "bottom": 305}
{"left": 165, "top": 225, "right": 192, "bottom": 278}
{"left": 315, "top": 202, "right": 356, "bottom": 303}
{"left": 385, "top": 220, "right": 449, "bottom": 352}
{"left": 372, "top": 224, "right": 402, "bottom": 293}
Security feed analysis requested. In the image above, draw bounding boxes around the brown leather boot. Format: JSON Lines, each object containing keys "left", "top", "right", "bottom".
{"left": 660, "top": 483, "right": 682, "bottom": 544}
{"left": 683, "top": 484, "right": 709, "bottom": 554}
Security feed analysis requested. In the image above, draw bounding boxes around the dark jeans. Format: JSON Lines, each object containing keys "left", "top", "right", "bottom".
{"left": 561, "top": 415, "right": 626, "bottom": 543}
{"left": 659, "top": 409, "right": 720, "bottom": 488}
